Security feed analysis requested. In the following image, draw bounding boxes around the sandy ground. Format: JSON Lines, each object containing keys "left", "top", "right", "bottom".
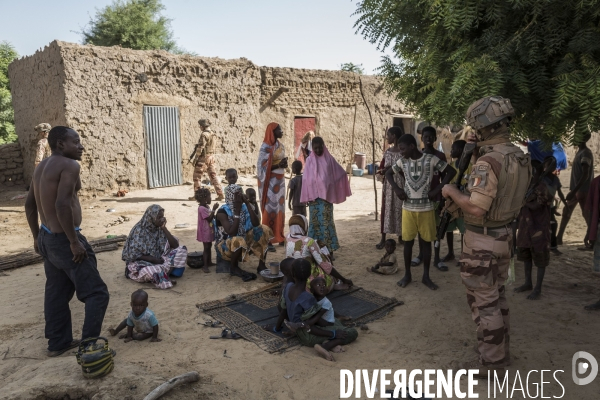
{"left": 0, "top": 172, "right": 599, "bottom": 400}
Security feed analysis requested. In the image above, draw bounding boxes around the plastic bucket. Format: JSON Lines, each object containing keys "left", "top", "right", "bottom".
{"left": 354, "top": 152, "right": 367, "bottom": 170}
{"left": 170, "top": 267, "right": 185, "bottom": 277}
{"left": 366, "top": 163, "right": 378, "bottom": 175}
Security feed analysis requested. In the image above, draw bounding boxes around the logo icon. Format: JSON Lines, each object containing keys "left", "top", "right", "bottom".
{"left": 572, "top": 351, "right": 598, "bottom": 385}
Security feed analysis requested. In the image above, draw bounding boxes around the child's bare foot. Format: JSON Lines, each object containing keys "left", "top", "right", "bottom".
{"left": 366, "top": 266, "right": 378, "bottom": 273}
{"left": 422, "top": 276, "right": 438, "bottom": 290}
{"left": 109, "top": 328, "right": 117, "bottom": 336}
{"left": 336, "top": 315, "right": 352, "bottom": 322}
{"left": 202, "top": 266, "right": 210, "bottom": 273}
{"left": 314, "top": 344, "right": 335, "bottom": 361}
{"left": 119, "top": 333, "right": 128, "bottom": 339}
{"left": 331, "top": 345, "right": 346, "bottom": 353}
{"left": 514, "top": 283, "right": 533, "bottom": 293}
{"left": 527, "top": 288, "right": 541, "bottom": 300}
{"left": 397, "top": 274, "right": 412, "bottom": 288}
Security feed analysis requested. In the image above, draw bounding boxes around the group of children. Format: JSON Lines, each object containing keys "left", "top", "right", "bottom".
{"left": 369, "top": 127, "right": 462, "bottom": 291}
{"left": 368, "top": 125, "right": 597, "bottom": 304}
{"left": 193, "top": 168, "right": 264, "bottom": 272}
{"left": 265, "top": 257, "right": 357, "bottom": 362}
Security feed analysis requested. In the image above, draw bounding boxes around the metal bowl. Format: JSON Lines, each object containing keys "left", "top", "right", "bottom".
{"left": 259, "top": 269, "right": 284, "bottom": 283}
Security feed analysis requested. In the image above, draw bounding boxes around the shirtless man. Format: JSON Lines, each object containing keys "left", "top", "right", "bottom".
{"left": 25, "top": 126, "right": 110, "bottom": 357}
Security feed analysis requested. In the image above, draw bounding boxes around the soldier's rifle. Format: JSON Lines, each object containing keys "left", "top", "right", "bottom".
{"left": 434, "top": 142, "right": 476, "bottom": 249}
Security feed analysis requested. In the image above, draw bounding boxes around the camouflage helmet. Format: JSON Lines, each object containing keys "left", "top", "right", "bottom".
{"left": 466, "top": 96, "right": 515, "bottom": 130}
{"left": 198, "top": 119, "right": 211, "bottom": 127}
{"left": 34, "top": 123, "right": 52, "bottom": 133}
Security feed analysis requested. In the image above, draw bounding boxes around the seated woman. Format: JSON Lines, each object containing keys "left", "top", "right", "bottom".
{"left": 122, "top": 205, "right": 187, "bottom": 290}
{"left": 215, "top": 183, "right": 274, "bottom": 282}
{"left": 286, "top": 214, "right": 353, "bottom": 292}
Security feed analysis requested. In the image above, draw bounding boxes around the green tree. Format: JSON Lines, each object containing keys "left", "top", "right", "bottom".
{"left": 354, "top": 0, "right": 600, "bottom": 143}
{"left": 341, "top": 62, "right": 365, "bottom": 74}
{"left": 82, "top": 0, "right": 194, "bottom": 54}
{"left": 0, "top": 41, "right": 18, "bottom": 144}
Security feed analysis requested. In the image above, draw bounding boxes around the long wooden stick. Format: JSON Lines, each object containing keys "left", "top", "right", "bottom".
{"left": 143, "top": 371, "right": 200, "bottom": 400}
{"left": 348, "top": 103, "right": 358, "bottom": 183}
{"left": 0, "top": 235, "right": 126, "bottom": 271}
{"left": 358, "top": 77, "right": 378, "bottom": 221}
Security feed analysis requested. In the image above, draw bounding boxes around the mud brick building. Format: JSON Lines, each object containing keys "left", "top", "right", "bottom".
{"left": 8, "top": 41, "right": 412, "bottom": 194}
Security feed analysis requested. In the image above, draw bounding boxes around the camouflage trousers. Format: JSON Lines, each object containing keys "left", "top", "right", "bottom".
{"left": 460, "top": 227, "right": 512, "bottom": 366}
{"left": 193, "top": 155, "right": 223, "bottom": 196}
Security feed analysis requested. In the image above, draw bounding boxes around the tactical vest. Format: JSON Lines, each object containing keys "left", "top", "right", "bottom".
{"left": 463, "top": 143, "right": 532, "bottom": 227}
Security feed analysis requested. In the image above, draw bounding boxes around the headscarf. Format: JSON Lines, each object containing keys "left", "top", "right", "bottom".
{"left": 263, "top": 122, "right": 279, "bottom": 146}
{"left": 122, "top": 205, "right": 167, "bottom": 262}
{"left": 221, "top": 184, "right": 252, "bottom": 235}
{"left": 300, "top": 142, "right": 352, "bottom": 204}
{"left": 295, "top": 131, "right": 314, "bottom": 159}
{"left": 288, "top": 214, "right": 308, "bottom": 239}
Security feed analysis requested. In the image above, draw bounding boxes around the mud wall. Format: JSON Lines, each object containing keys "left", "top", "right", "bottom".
{"left": 9, "top": 41, "right": 404, "bottom": 194}
{"left": 7, "top": 41, "right": 68, "bottom": 184}
{"left": 0, "top": 143, "right": 24, "bottom": 185}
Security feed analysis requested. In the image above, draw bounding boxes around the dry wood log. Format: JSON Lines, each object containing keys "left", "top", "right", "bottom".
{"left": 0, "top": 235, "right": 126, "bottom": 271}
{"left": 143, "top": 371, "right": 200, "bottom": 400}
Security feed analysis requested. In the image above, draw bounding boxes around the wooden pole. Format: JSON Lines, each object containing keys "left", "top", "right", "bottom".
{"left": 358, "top": 77, "right": 378, "bottom": 221}
{"left": 348, "top": 103, "right": 357, "bottom": 183}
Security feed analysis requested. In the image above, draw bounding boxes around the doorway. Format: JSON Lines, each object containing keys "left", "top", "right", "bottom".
{"left": 143, "top": 105, "right": 183, "bottom": 188}
{"left": 294, "top": 116, "right": 316, "bottom": 164}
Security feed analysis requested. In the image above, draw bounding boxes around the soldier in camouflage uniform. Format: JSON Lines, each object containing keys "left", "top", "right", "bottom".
{"left": 442, "top": 97, "right": 531, "bottom": 377}
{"left": 34, "top": 123, "right": 52, "bottom": 168}
{"left": 189, "top": 119, "right": 224, "bottom": 201}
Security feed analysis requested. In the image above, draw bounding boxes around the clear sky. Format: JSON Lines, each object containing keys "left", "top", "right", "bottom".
{"left": 0, "top": 0, "right": 390, "bottom": 74}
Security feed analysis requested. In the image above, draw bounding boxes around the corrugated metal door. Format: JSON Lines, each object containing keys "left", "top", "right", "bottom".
{"left": 143, "top": 106, "right": 183, "bottom": 188}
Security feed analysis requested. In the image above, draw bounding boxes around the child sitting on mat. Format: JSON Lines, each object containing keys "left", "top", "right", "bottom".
{"left": 367, "top": 238, "right": 398, "bottom": 275}
{"left": 109, "top": 289, "right": 161, "bottom": 342}
{"left": 269, "top": 260, "right": 357, "bottom": 361}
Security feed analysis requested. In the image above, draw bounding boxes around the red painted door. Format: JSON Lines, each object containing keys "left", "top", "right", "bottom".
{"left": 294, "top": 117, "right": 315, "bottom": 165}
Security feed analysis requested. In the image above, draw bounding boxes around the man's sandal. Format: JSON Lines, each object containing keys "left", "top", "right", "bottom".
{"left": 47, "top": 339, "right": 81, "bottom": 357}
{"left": 435, "top": 262, "right": 449, "bottom": 272}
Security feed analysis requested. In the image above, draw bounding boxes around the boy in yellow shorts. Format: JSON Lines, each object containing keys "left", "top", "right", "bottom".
{"left": 385, "top": 134, "right": 455, "bottom": 290}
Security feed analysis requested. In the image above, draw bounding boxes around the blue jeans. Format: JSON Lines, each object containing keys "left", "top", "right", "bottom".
{"left": 37, "top": 229, "right": 110, "bottom": 351}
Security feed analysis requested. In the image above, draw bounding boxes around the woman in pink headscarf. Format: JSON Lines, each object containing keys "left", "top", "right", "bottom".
{"left": 300, "top": 137, "right": 352, "bottom": 255}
